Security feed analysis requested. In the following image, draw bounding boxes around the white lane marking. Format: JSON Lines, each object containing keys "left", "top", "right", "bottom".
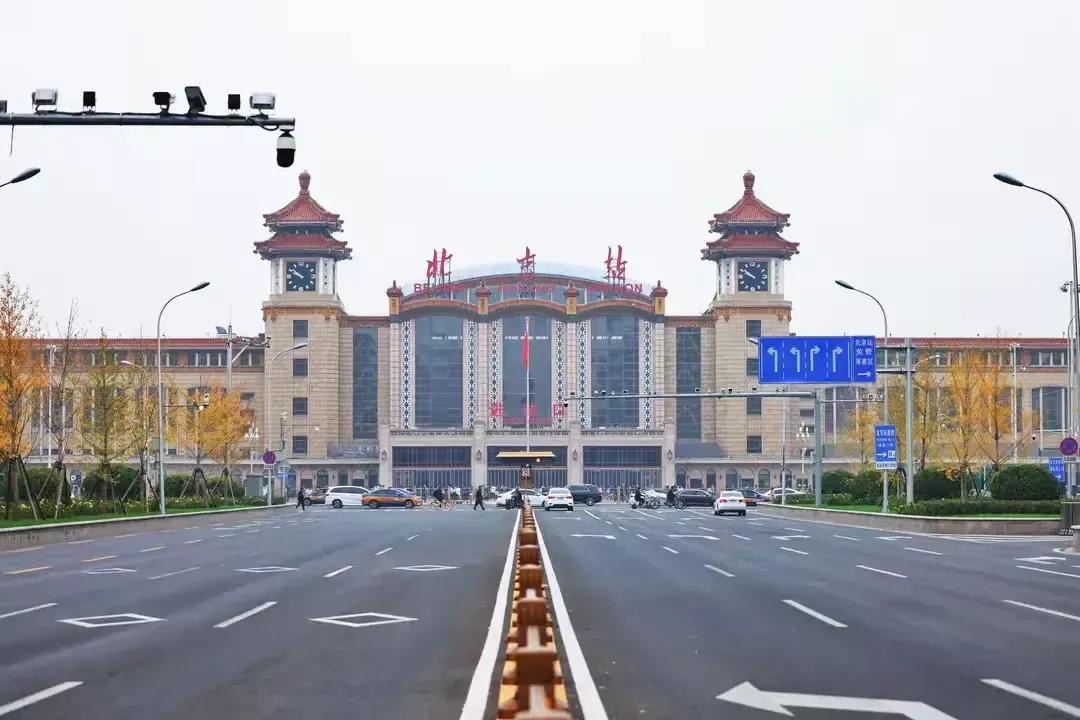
{"left": 214, "top": 601, "right": 277, "bottom": 628}
{"left": 833, "top": 535, "right": 860, "bottom": 541}
{"left": 857, "top": 564, "right": 907, "bottom": 578}
{"left": 662, "top": 546, "right": 679, "bottom": 554}
{"left": 271, "top": 525, "right": 282, "bottom": 529}
{"left": 570, "top": 534, "right": 616, "bottom": 539}
{"left": 1017, "top": 565, "right": 1080, "bottom": 579}
{"left": 458, "top": 513, "right": 519, "bottom": 720}
{"left": 217, "top": 534, "right": 236, "bottom": 538}
{"left": 375, "top": 547, "right": 393, "bottom": 556}
{"left": 635, "top": 533, "right": 649, "bottom": 540}
{"left": 66, "top": 539, "right": 94, "bottom": 545}
{"left": 1003, "top": 599, "right": 1080, "bottom": 623}
{"left": 236, "top": 566, "right": 295, "bottom": 573}
{"left": 407, "top": 534, "right": 419, "bottom": 541}
{"left": 534, "top": 521, "right": 609, "bottom": 720}
{"left": 781, "top": 546, "right": 808, "bottom": 555}
{"left": 81, "top": 555, "right": 116, "bottom": 563}
{"left": 584, "top": 509, "right": 602, "bottom": 521}
{"left": 60, "top": 613, "right": 161, "bottom": 628}
{"left": 0, "top": 681, "right": 83, "bottom": 717}
{"left": 112, "top": 533, "right": 137, "bottom": 539}
{"left": 784, "top": 527, "right": 805, "bottom": 533}
{"left": 184, "top": 526, "right": 199, "bottom": 530}
{"left": 783, "top": 599, "right": 847, "bottom": 628}
{"left": 904, "top": 547, "right": 943, "bottom": 556}
{"left": 704, "top": 564, "right": 735, "bottom": 578}
{"left": 674, "top": 521, "right": 686, "bottom": 525}
{"left": 1, "top": 547, "right": 43, "bottom": 554}
{"left": 426, "top": 527, "right": 434, "bottom": 531}
{"left": 246, "top": 529, "right": 262, "bottom": 534}
{"left": 732, "top": 534, "right": 751, "bottom": 541}
{"left": 139, "top": 546, "right": 165, "bottom": 553}
{"left": 604, "top": 521, "right": 613, "bottom": 525}
{"left": 981, "top": 679, "right": 1080, "bottom": 718}
{"left": 5, "top": 566, "right": 51, "bottom": 575}
{"left": 324, "top": 565, "right": 353, "bottom": 578}
{"left": 632, "top": 508, "right": 661, "bottom": 520}
{"left": 698, "top": 526, "right": 713, "bottom": 532}
{"left": 0, "top": 602, "right": 57, "bottom": 619}
{"left": 748, "top": 521, "right": 764, "bottom": 526}
{"left": 617, "top": 526, "right": 628, "bottom": 532}
{"left": 149, "top": 567, "right": 200, "bottom": 580}
{"left": 183, "top": 539, "right": 203, "bottom": 545}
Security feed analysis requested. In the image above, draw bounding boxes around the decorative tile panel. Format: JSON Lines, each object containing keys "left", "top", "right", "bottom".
{"left": 464, "top": 320, "right": 479, "bottom": 428}
{"left": 488, "top": 319, "right": 503, "bottom": 430}
{"left": 576, "top": 319, "right": 591, "bottom": 429}
{"left": 640, "top": 319, "right": 655, "bottom": 429}
{"left": 552, "top": 320, "right": 567, "bottom": 430}
{"left": 400, "top": 319, "right": 415, "bottom": 430}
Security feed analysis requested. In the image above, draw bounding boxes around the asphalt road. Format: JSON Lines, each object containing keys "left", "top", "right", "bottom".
{"left": 536, "top": 503, "right": 1079, "bottom": 720}
{"left": 0, "top": 505, "right": 517, "bottom": 719}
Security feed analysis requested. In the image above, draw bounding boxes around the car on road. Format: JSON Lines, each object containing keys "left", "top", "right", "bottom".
{"left": 714, "top": 490, "right": 747, "bottom": 516}
{"left": 644, "top": 488, "right": 668, "bottom": 502}
{"left": 362, "top": 487, "right": 421, "bottom": 509}
{"left": 567, "top": 483, "right": 602, "bottom": 506}
{"left": 543, "top": 487, "right": 575, "bottom": 511}
{"left": 326, "top": 485, "right": 369, "bottom": 509}
{"left": 740, "top": 489, "right": 764, "bottom": 507}
{"left": 496, "top": 488, "right": 545, "bottom": 508}
{"left": 675, "top": 488, "right": 716, "bottom": 508}
{"left": 763, "top": 487, "right": 804, "bottom": 502}
{"left": 308, "top": 486, "right": 329, "bottom": 504}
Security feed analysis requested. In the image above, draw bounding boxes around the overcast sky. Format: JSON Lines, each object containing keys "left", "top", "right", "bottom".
{"left": 2, "top": 1, "right": 1078, "bottom": 341}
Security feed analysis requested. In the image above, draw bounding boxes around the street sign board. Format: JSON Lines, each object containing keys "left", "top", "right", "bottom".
{"left": 874, "top": 424, "right": 898, "bottom": 470}
{"left": 758, "top": 335, "right": 877, "bottom": 384}
{"left": 263, "top": 450, "right": 277, "bottom": 465}
{"left": 1048, "top": 456, "right": 1065, "bottom": 483}
{"left": 1059, "top": 437, "right": 1078, "bottom": 456}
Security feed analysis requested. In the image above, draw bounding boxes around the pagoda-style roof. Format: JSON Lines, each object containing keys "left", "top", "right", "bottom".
{"left": 255, "top": 171, "right": 351, "bottom": 260}
{"left": 702, "top": 171, "right": 798, "bottom": 261}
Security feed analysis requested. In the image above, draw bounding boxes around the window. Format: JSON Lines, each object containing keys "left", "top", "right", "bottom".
{"left": 240, "top": 392, "right": 255, "bottom": 402}
{"left": 746, "top": 357, "right": 759, "bottom": 377}
{"left": 675, "top": 327, "right": 702, "bottom": 439}
{"left": 414, "top": 316, "right": 464, "bottom": 428}
{"left": 353, "top": 328, "right": 379, "bottom": 438}
{"left": 583, "top": 446, "right": 661, "bottom": 467}
{"left": 746, "top": 396, "right": 762, "bottom": 416}
{"left": 799, "top": 408, "right": 815, "bottom": 418}
{"left": 393, "top": 446, "right": 471, "bottom": 466}
{"left": 746, "top": 435, "right": 762, "bottom": 454}
{"left": 590, "top": 316, "right": 639, "bottom": 428}
{"left": 292, "top": 397, "right": 308, "bottom": 416}
{"left": 292, "top": 357, "right": 308, "bottom": 377}
{"left": 1032, "top": 350, "right": 1066, "bottom": 367}
{"left": 502, "top": 316, "right": 552, "bottom": 428}
{"left": 293, "top": 435, "right": 308, "bottom": 454}
{"left": 745, "top": 319, "right": 761, "bottom": 338}
{"left": 293, "top": 319, "right": 309, "bottom": 338}
{"left": 1032, "top": 387, "right": 1069, "bottom": 432}
{"left": 316, "top": 469, "right": 329, "bottom": 485}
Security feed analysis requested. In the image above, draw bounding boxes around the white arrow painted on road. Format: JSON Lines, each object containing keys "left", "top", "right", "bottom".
{"left": 771, "top": 535, "right": 810, "bottom": 541}
{"left": 667, "top": 534, "right": 719, "bottom": 540}
{"left": 570, "top": 534, "right": 616, "bottom": 539}
{"left": 716, "top": 681, "right": 959, "bottom": 719}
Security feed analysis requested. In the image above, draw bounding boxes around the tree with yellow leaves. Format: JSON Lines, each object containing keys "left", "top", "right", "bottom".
{"left": 78, "top": 333, "right": 135, "bottom": 507}
{"left": 941, "top": 352, "right": 984, "bottom": 498}
{"left": 840, "top": 394, "right": 880, "bottom": 468}
{"left": 0, "top": 273, "right": 47, "bottom": 520}
{"left": 203, "top": 389, "right": 254, "bottom": 501}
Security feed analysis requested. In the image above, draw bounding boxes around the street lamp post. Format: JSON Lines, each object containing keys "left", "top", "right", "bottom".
{"left": 264, "top": 342, "right": 307, "bottom": 505}
{"left": 835, "top": 279, "right": 890, "bottom": 511}
{"left": 156, "top": 282, "right": 210, "bottom": 515}
{"left": 0, "top": 167, "right": 41, "bottom": 190}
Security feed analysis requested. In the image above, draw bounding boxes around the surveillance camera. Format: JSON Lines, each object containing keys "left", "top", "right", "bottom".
{"left": 276, "top": 131, "right": 296, "bottom": 168}
{"left": 250, "top": 92, "right": 277, "bottom": 112}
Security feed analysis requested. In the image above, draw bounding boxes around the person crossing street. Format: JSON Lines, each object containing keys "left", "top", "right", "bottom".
{"left": 474, "top": 485, "right": 485, "bottom": 510}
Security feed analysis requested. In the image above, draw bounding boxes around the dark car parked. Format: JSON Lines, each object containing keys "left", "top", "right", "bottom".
{"left": 675, "top": 488, "right": 716, "bottom": 508}
{"left": 567, "top": 484, "right": 602, "bottom": 506}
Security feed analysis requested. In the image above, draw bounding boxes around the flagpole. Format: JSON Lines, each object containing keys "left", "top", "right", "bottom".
{"left": 525, "top": 316, "right": 531, "bottom": 452}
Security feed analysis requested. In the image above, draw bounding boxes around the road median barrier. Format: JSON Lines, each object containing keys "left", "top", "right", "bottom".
{"left": 759, "top": 503, "right": 1059, "bottom": 535}
{"left": 497, "top": 502, "right": 572, "bottom": 720}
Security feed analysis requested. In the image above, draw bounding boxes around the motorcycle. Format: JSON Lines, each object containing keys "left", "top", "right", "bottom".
{"left": 630, "top": 496, "right": 660, "bottom": 510}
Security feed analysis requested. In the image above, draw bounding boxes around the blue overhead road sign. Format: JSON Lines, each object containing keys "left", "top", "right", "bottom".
{"left": 758, "top": 335, "right": 877, "bottom": 384}
{"left": 874, "top": 424, "right": 898, "bottom": 470}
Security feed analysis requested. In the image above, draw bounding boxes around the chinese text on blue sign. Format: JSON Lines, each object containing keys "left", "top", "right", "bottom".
{"left": 1048, "top": 456, "right": 1065, "bottom": 484}
{"left": 874, "top": 424, "right": 898, "bottom": 471}
{"left": 757, "top": 336, "right": 877, "bottom": 384}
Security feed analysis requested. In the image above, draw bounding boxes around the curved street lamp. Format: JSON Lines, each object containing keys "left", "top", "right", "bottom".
{"left": 0, "top": 167, "right": 41, "bottom": 189}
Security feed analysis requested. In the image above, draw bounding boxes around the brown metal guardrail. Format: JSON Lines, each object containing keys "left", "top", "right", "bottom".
{"left": 497, "top": 502, "right": 572, "bottom": 719}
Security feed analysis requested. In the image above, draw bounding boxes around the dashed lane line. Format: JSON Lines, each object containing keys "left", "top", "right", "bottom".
{"left": 833, "top": 535, "right": 860, "bottom": 542}
{"left": 584, "top": 509, "right": 603, "bottom": 521}
{"left": 81, "top": 555, "right": 116, "bottom": 563}
{"left": 66, "top": 539, "right": 94, "bottom": 545}
{"left": 857, "top": 564, "right": 907, "bottom": 579}
{"left": 904, "top": 547, "right": 943, "bottom": 556}
{"left": 781, "top": 546, "right": 808, "bottom": 556}
{"left": 246, "top": 529, "right": 262, "bottom": 534}
{"left": 635, "top": 534, "right": 649, "bottom": 540}
{"left": 4, "top": 566, "right": 51, "bottom": 576}
{"left": 1016, "top": 565, "right": 1080, "bottom": 579}
{"left": 214, "top": 601, "right": 277, "bottom": 629}
{"left": 783, "top": 599, "right": 847, "bottom": 628}
{"left": 1003, "top": 599, "right": 1080, "bottom": 623}
{"left": 324, "top": 565, "right": 353, "bottom": 578}
{"left": 747, "top": 521, "right": 764, "bottom": 526}
{"left": 981, "top": 679, "right": 1080, "bottom": 718}
{"left": 617, "top": 526, "right": 628, "bottom": 532}
{"left": 698, "top": 526, "right": 713, "bottom": 532}
{"left": 183, "top": 539, "right": 203, "bottom": 545}
{"left": 704, "top": 564, "right": 734, "bottom": 578}
{"left": 732, "top": 534, "right": 751, "bottom": 541}
{"left": 0, "top": 682, "right": 83, "bottom": 717}
{"left": 149, "top": 567, "right": 200, "bottom": 580}
{"left": 139, "top": 546, "right": 165, "bottom": 553}
{"left": 1, "top": 546, "right": 43, "bottom": 554}
{"left": 375, "top": 547, "right": 393, "bottom": 556}
{"left": 662, "top": 546, "right": 679, "bottom": 555}
{"left": 112, "top": 533, "right": 137, "bottom": 539}
{"left": 217, "top": 534, "right": 236, "bottom": 538}
{"left": 0, "top": 602, "right": 57, "bottom": 619}
{"left": 783, "top": 527, "right": 805, "bottom": 533}
{"left": 407, "top": 534, "right": 419, "bottom": 541}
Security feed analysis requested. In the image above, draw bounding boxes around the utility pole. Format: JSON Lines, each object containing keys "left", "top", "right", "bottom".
{"left": 904, "top": 338, "right": 914, "bottom": 503}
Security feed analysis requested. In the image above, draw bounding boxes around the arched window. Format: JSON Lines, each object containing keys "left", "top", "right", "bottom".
{"left": 675, "top": 469, "right": 687, "bottom": 488}
{"left": 316, "top": 469, "right": 329, "bottom": 487}
{"left": 725, "top": 469, "right": 738, "bottom": 490}
{"left": 502, "top": 316, "right": 552, "bottom": 427}
{"left": 705, "top": 470, "right": 716, "bottom": 491}
{"left": 757, "top": 469, "right": 771, "bottom": 489}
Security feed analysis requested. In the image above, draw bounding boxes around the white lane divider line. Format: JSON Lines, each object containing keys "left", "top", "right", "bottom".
{"left": 635, "top": 534, "right": 649, "bottom": 540}
{"left": 732, "top": 534, "right": 751, "bottom": 541}
{"left": 1003, "top": 599, "right": 1080, "bottom": 623}
{"left": 214, "top": 601, "right": 277, "bottom": 629}
{"left": 698, "top": 526, "right": 713, "bottom": 532}
{"left": 781, "top": 546, "right": 808, "bottom": 555}
{"left": 674, "top": 521, "right": 686, "bottom": 526}
{"left": 857, "top": 564, "right": 907, "bottom": 578}
{"left": 1017, "top": 565, "right": 1080, "bottom": 579}
{"left": 704, "top": 564, "right": 735, "bottom": 578}
{"left": 533, "top": 521, "right": 610, "bottom": 720}
{"left": 0, "top": 602, "right": 57, "bottom": 620}
{"left": 324, "top": 565, "right": 353, "bottom": 578}
{"left": 783, "top": 528, "right": 805, "bottom": 533}
{"left": 584, "top": 509, "right": 603, "bottom": 521}
{"left": 904, "top": 547, "right": 943, "bottom": 556}
{"left": 662, "top": 546, "right": 679, "bottom": 555}
{"left": 112, "top": 533, "right": 137, "bottom": 539}
{"left": 617, "top": 526, "right": 628, "bottom": 532}
{"left": 833, "top": 535, "right": 860, "bottom": 541}
{"left": 5, "top": 566, "right": 51, "bottom": 575}
{"left": 407, "top": 534, "right": 419, "bottom": 541}
{"left": 183, "top": 539, "right": 203, "bottom": 545}
{"left": 66, "top": 539, "right": 94, "bottom": 545}
{"left": 217, "top": 534, "right": 236, "bottom": 538}
{"left": 981, "top": 678, "right": 1080, "bottom": 718}
{"left": 139, "top": 546, "right": 165, "bottom": 553}
{"left": 783, "top": 599, "right": 847, "bottom": 628}
{"left": 748, "top": 521, "right": 764, "bottom": 526}
{"left": 149, "top": 567, "right": 199, "bottom": 580}
{"left": 604, "top": 521, "right": 613, "bottom": 525}
{"left": 375, "top": 547, "right": 393, "bottom": 556}
{"left": 246, "top": 529, "right": 262, "bottom": 534}
{"left": 81, "top": 555, "right": 116, "bottom": 563}
{"left": 0, "top": 681, "right": 83, "bottom": 717}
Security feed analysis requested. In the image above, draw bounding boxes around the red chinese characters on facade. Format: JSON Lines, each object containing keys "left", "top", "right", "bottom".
{"left": 489, "top": 401, "right": 504, "bottom": 419}
{"left": 551, "top": 402, "right": 566, "bottom": 420}
{"left": 425, "top": 248, "right": 453, "bottom": 286}
{"left": 604, "top": 245, "right": 627, "bottom": 283}
{"left": 517, "top": 246, "right": 537, "bottom": 277}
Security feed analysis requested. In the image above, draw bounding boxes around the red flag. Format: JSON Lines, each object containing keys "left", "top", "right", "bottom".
{"left": 522, "top": 317, "right": 530, "bottom": 370}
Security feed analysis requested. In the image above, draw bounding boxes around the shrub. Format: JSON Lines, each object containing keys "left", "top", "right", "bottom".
{"left": 822, "top": 470, "right": 854, "bottom": 495}
{"left": 824, "top": 492, "right": 855, "bottom": 506}
{"left": 914, "top": 467, "right": 959, "bottom": 501}
{"left": 990, "top": 464, "right": 1062, "bottom": 501}
{"left": 895, "top": 498, "right": 1060, "bottom": 516}
{"left": 847, "top": 470, "right": 883, "bottom": 504}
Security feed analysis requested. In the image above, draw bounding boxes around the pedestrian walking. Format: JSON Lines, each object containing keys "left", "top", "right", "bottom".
{"left": 295, "top": 487, "right": 307, "bottom": 511}
{"left": 474, "top": 486, "right": 485, "bottom": 510}
{"left": 421, "top": 486, "right": 427, "bottom": 503}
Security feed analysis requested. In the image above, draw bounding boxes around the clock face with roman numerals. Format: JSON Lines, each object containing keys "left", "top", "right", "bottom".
{"left": 737, "top": 261, "right": 769, "bottom": 292}
{"left": 286, "top": 261, "right": 317, "bottom": 292}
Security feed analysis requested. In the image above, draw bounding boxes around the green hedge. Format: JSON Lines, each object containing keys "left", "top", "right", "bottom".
{"left": 786, "top": 493, "right": 854, "bottom": 506}
{"left": 822, "top": 470, "right": 853, "bottom": 495}
{"left": 847, "top": 470, "right": 883, "bottom": 504}
{"left": 0, "top": 496, "right": 268, "bottom": 521}
{"left": 990, "top": 464, "right": 1061, "bottom": 501}
{"left": 914, "top": 467, "right": 959, "bottom": 501}
{"left": 892, "top": 498, "right": 1060, "bottom": 516}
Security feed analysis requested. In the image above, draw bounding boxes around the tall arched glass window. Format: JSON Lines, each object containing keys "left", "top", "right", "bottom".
{"left": 414, "top": 315, "right": 464, "bottom": 427}
{"left": 502, "top": 316, "right": 552, "bottom": 427}
{"left": 591, "top": 316, "right": 639, "bottom": 427}
{"left": 725, "top": 469, "right": 739, "bottom": 490}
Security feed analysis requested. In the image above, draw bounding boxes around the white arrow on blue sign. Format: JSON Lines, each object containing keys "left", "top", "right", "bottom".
{"left": 875, "top": 424, "right": 898, "bottom": 470}
{"left": 1048, "top": 456, "right": 1065, "bottom": 483}
{"left": 758, "top": 335, "right": 876, "bottom": 384}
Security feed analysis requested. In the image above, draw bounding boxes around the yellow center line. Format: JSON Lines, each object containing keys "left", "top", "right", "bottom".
{"left": 5, "top": 565, "right": 51, "bottom": 575}
{"left": 81, "top": 555, "right": 117, "bottom": 563}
